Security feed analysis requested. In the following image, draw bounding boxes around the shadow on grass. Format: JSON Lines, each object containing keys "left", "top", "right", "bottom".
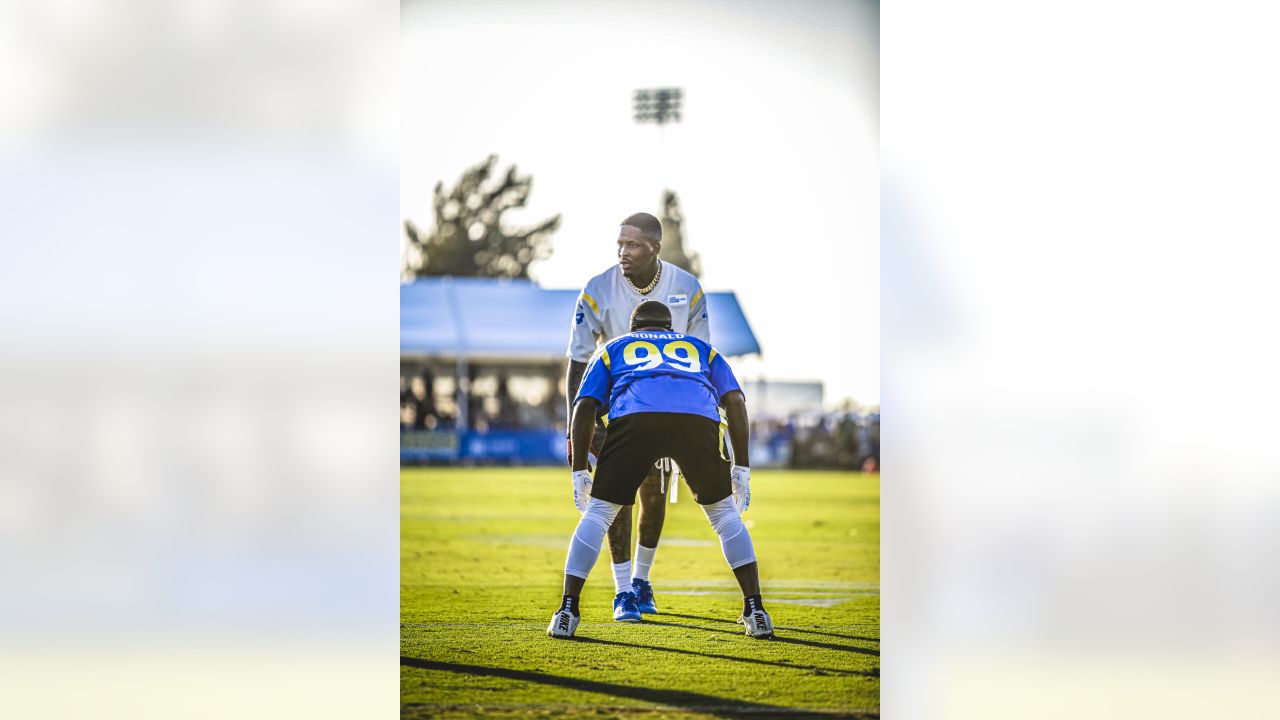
{"left": 401, "top": 656, "right": 874, "bottom": 719}
{"left": 772, "top": 635, "right": 879, "bottom": 657}
{"left": 661, "top": 612, "right": 880, "bottom": 644}
{"left": 781, "top": 628, "right": 881, "bottom": 644}
{"left": 573, "top": 635, "right": 876, "bottom": 678}
{"left": 656, "top": 611, "right": 740, "bottom": 625}
{"left": 642, "top": 620, "right": 880, "bottom": 658}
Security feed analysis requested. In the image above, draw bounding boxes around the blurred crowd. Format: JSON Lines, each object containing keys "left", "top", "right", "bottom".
{"left": 400, "top": 365, "right": 564, "bottom": 433}
{"left": 750, "top": 411, "right": 879, "bottom": 472}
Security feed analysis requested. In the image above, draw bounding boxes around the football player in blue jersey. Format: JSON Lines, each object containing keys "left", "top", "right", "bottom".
{"left": 548, "top": 300, "right": 772, "bottom": 640}
{"left": 565, "top": 212, "right": 711, "bottom": 622}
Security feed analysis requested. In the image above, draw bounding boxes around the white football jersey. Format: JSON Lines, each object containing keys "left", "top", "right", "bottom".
{"left": 566, "top": 260, "right": 710, "bottom": 363}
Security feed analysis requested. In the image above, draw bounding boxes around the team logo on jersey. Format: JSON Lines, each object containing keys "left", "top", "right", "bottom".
{"left": 575, "top": 312, "right": 584, "bottom": 325}
{"left": 667, "top": 294, "right": 689, "bottom": 305}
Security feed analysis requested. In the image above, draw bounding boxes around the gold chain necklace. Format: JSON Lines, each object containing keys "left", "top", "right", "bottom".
{"left": 625, "top": 260, "right": 662, "bottom": 295}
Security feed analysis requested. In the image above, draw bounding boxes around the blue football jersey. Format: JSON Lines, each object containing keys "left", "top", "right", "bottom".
{"left": 576, "top": 330, "right": 742, "bottom": 423}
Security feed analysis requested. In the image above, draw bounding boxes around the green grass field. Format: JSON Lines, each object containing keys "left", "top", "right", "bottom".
{"left": 402, "top": 468, "right": 879, "bottom": 719}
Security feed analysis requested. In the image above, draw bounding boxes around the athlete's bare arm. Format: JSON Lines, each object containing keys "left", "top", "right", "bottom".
{"left": 565, "top": 360, "right": 588, "bottom": 421}
{"left": 569, "top": 397, "right": 600, "bottom": 472}
{"left": 723, "top": 390, "right": 750, "bottom": 467}
{"left": 565, "top": 359, "right": 605, "bottom": 458}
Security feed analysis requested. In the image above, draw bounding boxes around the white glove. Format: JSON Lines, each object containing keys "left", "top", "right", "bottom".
{"left": 571, "top": 470, "right": 593, "bottom": 513}
{"left": 730, "top": 464, "right": 751, "bottom": 514}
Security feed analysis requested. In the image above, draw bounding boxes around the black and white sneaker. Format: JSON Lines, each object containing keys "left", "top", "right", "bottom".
{"left": 547, "top": 597, "right": 580, "bottom": 639}
{"left": 737, "top": 603, "right": 775, "bottom": 639}
{"left": 547, "top": 608, "right": 579, "bottom": 638}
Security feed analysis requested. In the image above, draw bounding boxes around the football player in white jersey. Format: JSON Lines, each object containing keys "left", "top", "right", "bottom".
{"left": 565, "top": 212, "right": 710, "bottom": 622}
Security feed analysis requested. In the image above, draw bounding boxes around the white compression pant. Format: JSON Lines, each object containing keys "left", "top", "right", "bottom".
{"left": 702, "top": 496, "right": 756, "bottom": 569}
{"left": 564, "top": 497, "right": 623, "bottom": 579}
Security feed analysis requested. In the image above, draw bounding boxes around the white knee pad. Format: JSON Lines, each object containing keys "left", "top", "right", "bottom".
{"left": 565, "top": 497, "right": 623, "bottom": 579}
{"left": 701, "top": 496, "right": 756, "bottom": 569}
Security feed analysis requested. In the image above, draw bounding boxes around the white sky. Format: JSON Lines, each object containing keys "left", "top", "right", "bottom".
{"left": 402, "top": 0, "right": 879, "bottom": 405}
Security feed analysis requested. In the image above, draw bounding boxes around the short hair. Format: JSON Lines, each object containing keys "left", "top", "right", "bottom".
{"left": 620, "top": 212, "right": 662, "bottom": 243}
{"left": 630, "top": 300, "right": 672, "bottom": 331}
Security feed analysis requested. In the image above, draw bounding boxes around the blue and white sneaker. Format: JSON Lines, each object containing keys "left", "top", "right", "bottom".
{"left": 631, "top": 578, "right": 658, "bottom": 614}
{"left": 612, "top": 591, "right": 642, "bottom": 622}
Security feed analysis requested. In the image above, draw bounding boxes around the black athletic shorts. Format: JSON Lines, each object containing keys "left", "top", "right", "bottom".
{"left": 590, "top": 412, "right": 731, "bottom": 506}
{"left": 591, "top": 423, "right": 665, "bottom": 479}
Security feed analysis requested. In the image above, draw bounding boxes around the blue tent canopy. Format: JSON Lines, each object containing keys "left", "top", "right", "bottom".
{"left": 401, "top": 277, "right": 761, "bottom": 359}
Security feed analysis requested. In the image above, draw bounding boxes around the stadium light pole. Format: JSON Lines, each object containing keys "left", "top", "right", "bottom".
{"left": 632, "top": 87, "right": 683, "bottom": 126}
{"left": 634, "top": 87, "right": 685, "bottom": 501}
{"left": 632, "top": 87, "right": 683, "bottom": 191}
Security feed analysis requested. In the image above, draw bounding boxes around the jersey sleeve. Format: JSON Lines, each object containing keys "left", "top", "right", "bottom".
{"left": 707, "top": 346, "right": 741, "bottom": 400}
{"left": 566, "top": 286, "right": 604, "bottom": 362}
{"left": 575, "top": 346, "right": 615, "bottom": 406}
{"left": 687, "top": 285, "right": 711, "bottom": 343}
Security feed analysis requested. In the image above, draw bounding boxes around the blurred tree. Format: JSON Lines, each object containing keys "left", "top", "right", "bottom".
{"left": 657, "top": 189, "right": 701, "bottom": 278}
{"left": 403, "top": 155, "right": 561, "bottom": 279}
